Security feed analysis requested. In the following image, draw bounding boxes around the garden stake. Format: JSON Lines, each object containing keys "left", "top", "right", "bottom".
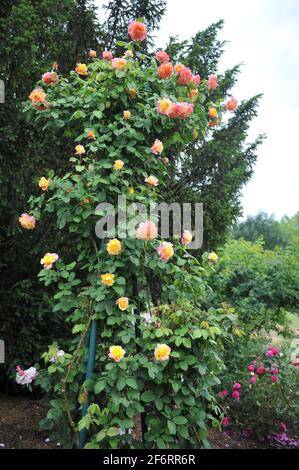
{"left": 132, "top": 275, "right": 148, "bottom": 442}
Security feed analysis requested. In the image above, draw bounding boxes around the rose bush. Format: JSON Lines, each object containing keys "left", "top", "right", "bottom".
{"left": 20, "top": 20, "right": 240, "bottom": 449}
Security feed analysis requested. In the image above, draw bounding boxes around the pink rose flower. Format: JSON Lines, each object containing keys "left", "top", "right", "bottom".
{"left": 191, "top": 74, "right": 201, "bottom": 85}
{"left": 42, "top": 71, "right": 58, "bottom": 85}
{"left": 178, "top": 66, "right": 193, "bottom": 85}
{"left": 208, "top": 74, "right": 218, "bottom": 90}
{"left": 233, "top": 383, "right": 241, "bottom": 390}
{"left": 247, "top": 365, "right": 255, "bottom": 372}
{"left": 16, "top": 365, "right": 38, "bottom": 386}
{"left": 250, "top": 376, "right": 257, "bottom": 384}
{"left": 222, "top": 416, "right": 229, "bottom": 427}
{"left": 226, "top": 97, "right": 237, "bottom": 111}
{"left": 232, "top": 390, "right": 240, "bottom": 400}
{"left": 257, "top": 367, "right": 265, "bottom": 375}
{"left": 218, "top": 390, "right": 229, "bottom": 398}
{"left": 128, "top": 21, "right": 147, "bottom": 42}
{"left": 271, "top": 375, "right": 278, "bottom": 383}
{"left": 102, "top": 50, "right": 113, "bottom": 61}
{"left": 136, "top": 221, "right": 158, "bottom": 241}
{"left": 155, "top": 50, "right": 170, "bottom": 63}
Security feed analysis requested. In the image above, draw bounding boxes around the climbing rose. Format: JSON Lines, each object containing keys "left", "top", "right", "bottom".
{"left": 157, "top": 242, "right": 174, "bottom": 261}
{"left": 257, "top": 367, "right": 265, "bottom": 375}
{"left": 271, "top": 375, "right": 278, "bottom": 383}
{"left": 16, "top": 366, "right": 38, "bottom": 386}
{"left": 102, "top": 50, "right": 113, "bottom": 61}
{"left": 112, "top": 58, "right": 127, "bottom": 70}
{"left": 124, "top": 50, "right": 133, "bottom": 59}
{"left": 226, "top": 97, "right": 238, "bottom": 112}
{"left": 116, "top": 297, "right": 129, "bottom": 311}
{"left": 40, "top": 253, "right": 59, "bottom": 270}
{"left": 136, "top": 221, "right": 158, "bottom": 241}
{"left": 113, "top": 159, "right": 124, "bottom": 170}
{"left": 178, "top": 66, "right": 193, "bottom": 85}
{"left": 29, "top": 88, "right": 46, "bottom": 103}
{"left": 181, "top": 230, "right": 193, "bottom": 245}
{"left": 154, "top": 344, "right": 171, "bottom": 362}
{"left": 19, "top": 213, "right": 36, "bottom": 230}
{"left": 157, "top": 97, "right": 172, "bottom": 115}
{"left": 88, "top": 49, "right": 97, "bottom": 58}
{"left": 87, "top": 130, "right": 95, "bottom": 140}
{"left": 191, "top": 74, "right": 201, "bottom": 84}
{"left": 128, "top": 21, "right": 147, "bottom": 42}
{"left": 189, "top": 89, "right": 198, "bottom": 98}
{"left": 208, "top": 74, "right": 218, "bottom": 90}
{"left": 208, "top": 252, "right": 219, "bottom": 263}
{"left": 108, "top": 346, "right": 126, "bottom": 362}
{"left": 75, "top": 63, "right": 88, "bottom": 76}
{"left": 232, "top": 390, "right": 240, "bottom": 400}
{"left": 123, "top": 110, "right": 131, "bottom": 120}
{"left": 106, "top": 239, "right": 122, "bottom": 256}
{"left": 38, "top": 177, "right": 50, "bottom": 191}
{"left": 158, "top": 62, "right": 174, "bottom": 79}
{"left": 222, "top": 417, "right": 229, "bottom": 427}
{"left": 174, "top": 63, "right": 184, "bottom": 74}
{"left": 151, "top": 139, "right": 163, "bottom": 155}
{"left": 209, "top": 107, "right": 218, "bottom": 119}
{"left": 248, "top": 365, "right": 255, "bottom": 372}
{"left": 167, "top": 102, "right": 193, "bottom": 119}
{"left": 42, "top": 71, "right": 58, "bottom": 85}
{"left": 266, "top": 346, "right": 280, "bottom": 357}
{"left": 75, "top": 144, "right": 86, "bottom": 156}
{"left": 155, "top": 50, "right": 170, "bottom": 63}
{"left": 101, "top": 273, "right": 115, "bottom": 287}
{"left": 145, "top": 176, "right": 159, "bottom": 187}
{"left": 233, "top": 383, "right": 241, "bottom": 390}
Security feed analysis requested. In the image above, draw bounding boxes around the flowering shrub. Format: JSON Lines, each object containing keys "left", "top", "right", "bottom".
{"left": 22, "top": 20, "right": 239, "bottom": 449}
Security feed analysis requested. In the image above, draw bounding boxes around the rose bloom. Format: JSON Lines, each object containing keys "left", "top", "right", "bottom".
{"left": 75, "top": 63, "right": 88, "bottom": 76}
{"left": 106, "top": 239, "right": 122, "bottom": 256}
{"left": 222, "top": 417, "right": 229, "bottom": 427}
{"left": 123, "top": 110, "right": 131, "bottom": 120}
{"left": 151, "top": 138, "right": 163, "bottom": 155}
{"left": 108, "top": 345, "right": 126, "bottom": 362}
{"left": 124, "top": 50, "right": 133, "bottom": 59}
{"left": 174, "top": 63, "right": 184, "bottom": 74}
{"left": 232, "top": 390, "right": 240, "bottom": 400}
{"left": 226, "top": 97, "right": 238, "bottom": 112}
{"left": 208, "top": 252, "right": 219, "bottom": 263}
{"left": 29, "top": 88, "right": 46, "bottom": 103}
{"left": 136, "top": 221, "right": 158, "bottom": 241}
{"left": 145, "top": 175, "right": 159, "bottom": 187}
{"left": 157, "top": 97, "right": 172, "bottom": 115}
{"left": 101, "top": 273, "right": 115, "bottom": 287}
{"left": 42, "top": 71, "right": 58, "bottom": 85}
{"left": 40, "top": 253, "right": 59, "bottom": 270}
{"left": 178, "top": 66, "right": 193, "bottom": 85}
{"left": 162, "top": 157, "right": 169, "bottom": 164}
{"left": 113, "top": 159, "right": 124, "bottom": 170}
{"left": 191, "top": 74, "right": 201, "bottom": 84}
{"left": 271, "top": 375, "right": 278, "bottom": 383}
{"left": 208, "top": 74, "right": 218, "bottom": 90}
{"left": 167, "top": 102, "right": 193, "bottom": 119}
{"left": 233, "top": 383, "right": 241, "bottom": 390}
{"left": 158, "top": 62, "right": 174, "bottom": 79}
{"left": 157, "top": 241, "right": 174, "bottom": 262}
{"left": 38, "top": 177, "right": 50, "bottom": 191}
{"left": 267, "top": 346, "right": 280, "bottom": 357}
{"left": 89, "top": 49, "right": 97, "bottom": 58}
{"left": 250, "top": 376, "right": 257, "bottom": 384}
{"left": 16, "top": 366, "right": 38, "bottom": 386}
{"left": 257, "top": 367, "right": 265, "bottom": 375}
{"left": 209, "top": 107, "right": 218, "bottom": 119}
{"left": 116, "top": 297, "right": 129, "bottom": 311}
{"left": 181, "top": 230, "right": 193, "bottom": 245}
{"left": 155, "top": 50, "right": 170, "bottom": 63}
{"left": 19, "top": 213, "right": 36, "bottom": 230}
{"left": 154, "top": 344, "right": 171, "bottom": 362}
{"left": 74, "top": 144, "right": 85, "bottom": 156}
{"left": 127, "top": 88, "right": 137, "bottom": 97}
{"left": 33, "top": 100, "right": 49, "bottom": 111}
{"left": 189, "top": 89, "right": 198, "bottom": 99}
{"left": 87, "top": 130, "right": 95, "bottom": 140}
{"left": 53, "top": 62, "right": 58, "bottom": 70}
{"left": 218, "top": 390, "right": 229, "bottom": 398}
{"left": 112, "top": 58, "right": 127, "bottom": 70}
{"left": 102, "top": 50, "right": 113, "bottom": 61}
{"left": 247, "top": 365, "right": 255, "bottom": 372}
{"left": 128, "top": 21, "right": 147, "bottom": 42}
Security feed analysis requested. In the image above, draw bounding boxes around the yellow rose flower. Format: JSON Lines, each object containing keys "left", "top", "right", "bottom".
{"left": 106, "top": 239, "right": 122, "bottom": 256}
{"left": 40, "top": 252, "right": 59, "bottom": 270}
{"left": 75, "top": 144, "right": 86, "bottom": 156}
{"left": 101, "top": 273, "right": 115, "bottom": 286}
{"left": 19, "top": 213, "right": 36, "bottom": 230}
{"left": 113, "top": 160, "right": 124, "bottom": 170}
{"left": 116, "top": 297, "right": 129, "bottom": 311}
{"left": 38, "top": 177, "right": 50, "bottom": 191}
{"left": 123, "top": 110, "right": 131, "bottom": 120}
{"left": 208, "top": 252, "right": 219, "bottom": 264}
{"left": 75, "top": 63, "right": 88, "bottom": 76}
{"left": 145, "top": 175, "right": 159, "bottom": 187}
{"left": 154, "top": 344, "right": 171, "bottom": 362}
{"left": 108, "top": 345, "right": 126, "bottom": 362}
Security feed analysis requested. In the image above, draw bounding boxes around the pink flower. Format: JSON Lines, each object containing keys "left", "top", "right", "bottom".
{"left": 112, "top": 58, "right": 127, "bottom": 70}
{"left": 178, "top": 66, "right": 193, "bottom": 85}
{"left": 257, "top": 367, "right": 265, "bottom": 375}
{"left": 232, "top": 390, "right": 240, "bottom": 400}
{"left": 250, "top": 376, "right": 257, "bottom": 384}
{"left": 271, "top": 375, "right": 278, "bottom": 383}
{"left": 208, "top": 74, "right": 218, "bottom": 90}
{"left": 157, "top": 242, "right": 174, "bottom": 262}
{"left": 218, "top": 390, "right": 229, "bottom": 398}
{"left": 269, "top": 347, "right": 280, "bottom": 356}
{"left": 128, "top": 21, "right": 147, "bottom": 42}
{"left": 292, "top": 358, "right": 299, "bottom": 367}
{"left": 151, "top": 138, "right": 163, "bottom": 155}
{"left": 19, "top": 213, "right": 36, "bottom": 230}
{"left": 157, "top": 97, "right": 172, "bottom": 115}
{"left": 226, "top": 97, "right": 238, "bottom": 111}
{"left": 136, "top": 221, "right": 158, "bottom": 241}
{"left": 42, "top": 71, "right": 58, "bottom": 85}
{"left": 167, "top": 102, "right": 193, "bottom": 119}
{"left": 158, "top": 62, "right": 174, "bottom": 79}
{"left": 266, "top": 350, "right": 274, "bottom": 357}
{"left": 102, "top": 50, "right": 113, "bottom": 61}
{"left": 181, "top": 230, "right": 193, "bottom": 245}
{"left": 233, "top": 383, "right": 241, "bottom": 390}
{"left": 222, "top": 416, "right": 229, "bottom": 427}
{"left": 16, "top": 365, "right": 38, "bottom": 386}
{"left": 247, "top": 365, "right": 255, "bottom": 372}
{"left": 155, "top": 50, "right": 170, "bottom": 63}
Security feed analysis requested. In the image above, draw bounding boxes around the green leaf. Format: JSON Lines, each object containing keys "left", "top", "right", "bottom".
{"left": 94, "top": 380, "right": 106, "bottom": 395}
{"left": 141, "top": 390, "right": 155, "bottom": 403}
{"left": 167, "top": 420, "right": 176, "bottom": 435}
{"left": 116, "top": 377, "right": 126, "bottom": 391}
{"left": 173, "top": 416, "right": 188, "bottom": 425}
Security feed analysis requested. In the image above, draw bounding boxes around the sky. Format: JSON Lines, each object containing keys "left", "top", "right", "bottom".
{"left": 95, "top": 0, "right": 299, "bottom": 220}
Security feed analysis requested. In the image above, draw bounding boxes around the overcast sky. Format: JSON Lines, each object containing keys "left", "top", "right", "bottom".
{"left": 96, "top": 0, "right": 299, "bottom": 220}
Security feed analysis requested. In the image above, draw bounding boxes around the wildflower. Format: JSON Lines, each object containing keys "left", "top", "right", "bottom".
{"left": 155, "top": 50, "right": 170, "bottom": 63}
{"left": 232, "top": 390, "right": 240, "bottom": 400}
{"left": 113, "top": 160, "right": 124, "bottom": 170}
{"left": 222, "top": 417, "right": 229, "bottom": 427}
{"left": 158, "top": 62, "right": 174, "bottom": 79}
{"left": 233, "top": 383, "right": 241, "bottom": 390}
{"left": 208, "top": 74, "right": 218, "bottom": 90}
{"left": 42, "top": 71, "right": 58, "bottom": 85}
{"left": 87, "top": 130, "right": 95, "bottom": 140}
{"left": 154, "top": 344, "right": 171, "bottom": 362}
{"left": 19, "top": 213, "right": 36, "bottom": 230}
{"left": 178, "top": 66, "right": 192, "bottom": 85}
{"left": 116, "top": 297, "right": 129, "bottom": 311}
{"left": 89, "top": 49, "right": 97, "bottom": 58}
{"left": 38, "top": 177, "right": 50, "bottom": 191}
{"left": 157, "top": 242, "right": 174, "bottom": 261}
{"left": 257, "top": 367, "right": 265, "bottom": 375}
{"left": 209, "top": 107, "right": 218, "bottom": 119}
{"left": 102, "top": 50, "right": 113, "bottom": 61}
{"left": 226, "top": 97, "right": 238, "bottom": 112}
{"left": 123, "top": 110, "right": 131, "bottom": 120}
{"left": 208, "top": 252, "right": 219, "bottom": 263}
{"left": 128, "top": 21, "right": 147, "bottom": 42}
{"left": 75, "top": 144, "right": 86, "bottom": 156}
{"left": 145, "top": 175, "right": 159, "bottom": 187}
{"left": 75, "top": 63, "right": 88, "bottom": 76}
{"left": 108, "top": 345, "right": 126, "bottom": 362}
{"left": 101, "top": 273, "right": 115, "bottom": 286}
{"left": 151, "top": 138, "right": 163, "bottom": 155}
{"left": 106, "top": 239, "right": 122, "bottom": 256}
{"left": 218, "top": 390, "right": 229, "bottom": 398}
{"left": 181, "top": 230, "right": 193, "bottom": 246}
{"left": 40, "top": 253, "right": 59, "bottom": 270}
{"left": 136, "top": 221, "right": 158, "bottom": 241}
{"left": 157, "top": 97, "right": 172, "bottom": 115}
{"left": 112, "top": 58, "right": 127, "bottom": 70}
{"left": 16, "top": 366, "right": 38, "bottom": 386}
